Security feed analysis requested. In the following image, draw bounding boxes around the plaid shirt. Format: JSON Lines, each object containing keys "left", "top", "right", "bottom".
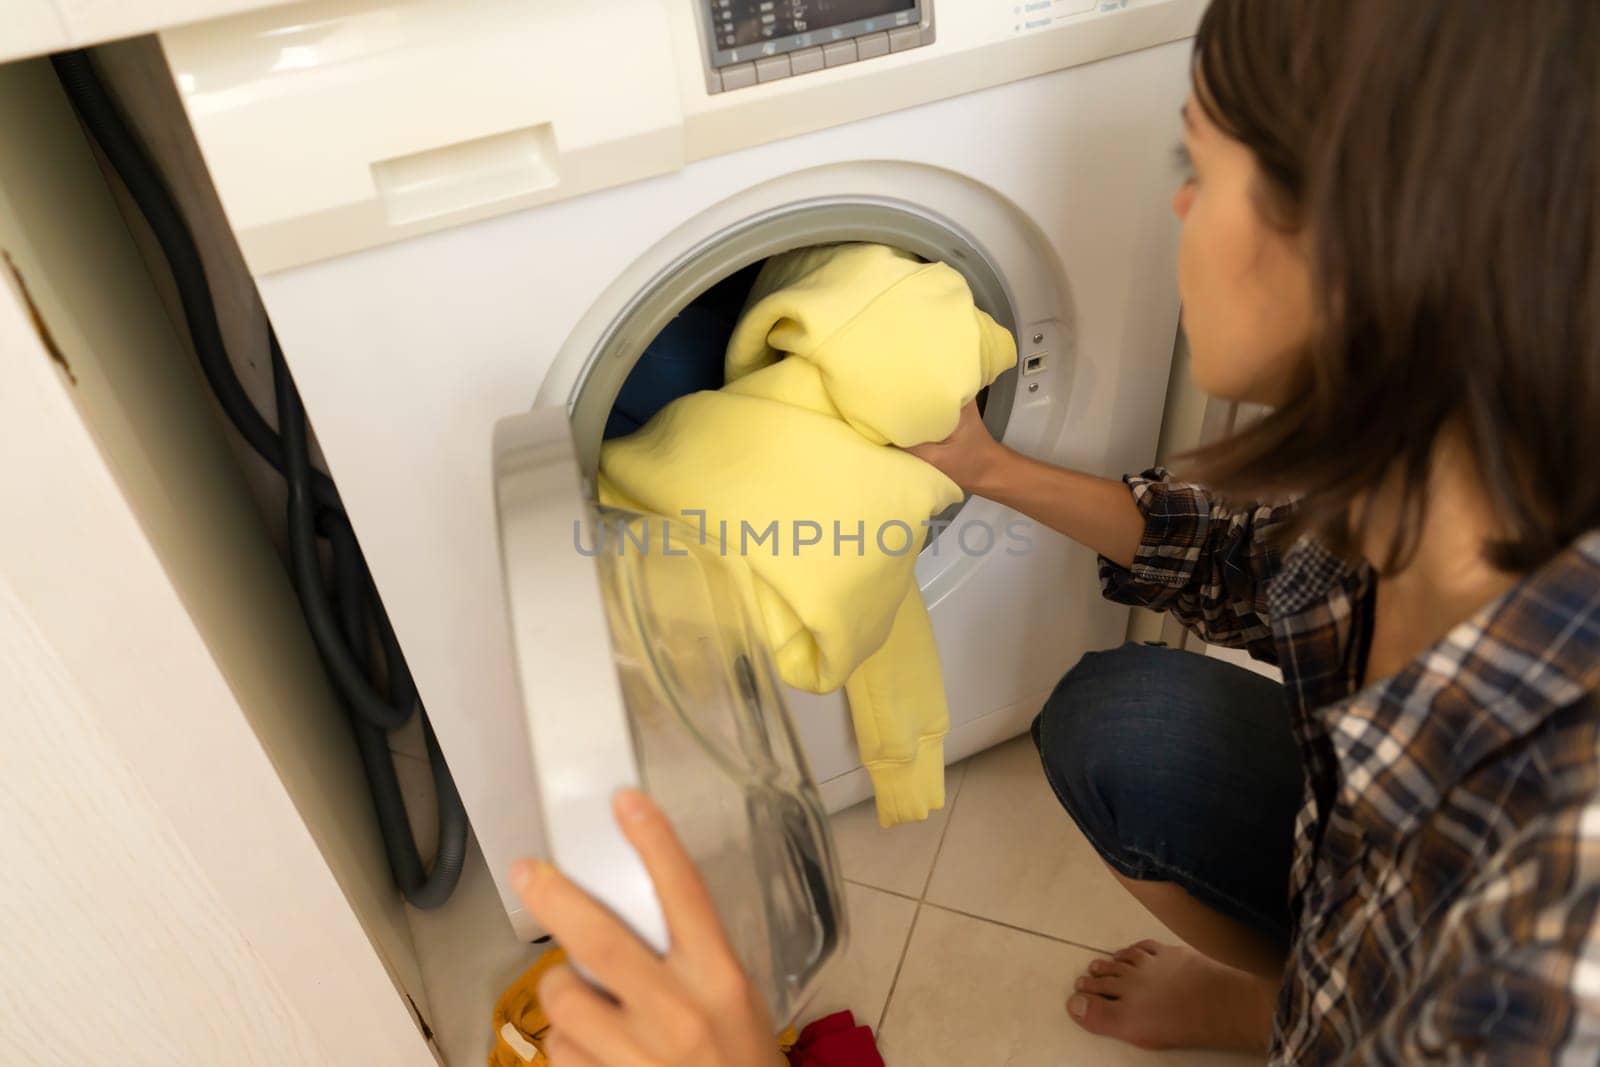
{"left": 1100, "top": 470, "right": 1600, "bottom": 1065}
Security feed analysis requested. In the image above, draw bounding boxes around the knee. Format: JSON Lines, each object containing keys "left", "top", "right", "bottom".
{"left": 1030, "top": 644, "right": 1212, "bottom": 843}
{"left": 1032, "top": 646, "right": 1153, "bottom": 791}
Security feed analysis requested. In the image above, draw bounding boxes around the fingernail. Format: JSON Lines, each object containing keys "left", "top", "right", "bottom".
{"left": 1068, "top": 995, "right": 1087, "bottom": 1019}
{"left": 614, "top": 788, "right": 650, "bottom": 823}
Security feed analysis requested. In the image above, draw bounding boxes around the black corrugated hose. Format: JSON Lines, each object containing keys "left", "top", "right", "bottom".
{"left": 51, "top": 49, "right": 468, "bottom": 908}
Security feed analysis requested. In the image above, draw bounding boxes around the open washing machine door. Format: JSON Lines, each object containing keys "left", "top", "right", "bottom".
{"left": 491, "top": 405, "right": 845, "bottom": 1023}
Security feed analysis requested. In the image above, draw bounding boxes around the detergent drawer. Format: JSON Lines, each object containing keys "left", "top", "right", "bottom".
{"left": 492, "top": 405, "right": 844, "bottom": 1025}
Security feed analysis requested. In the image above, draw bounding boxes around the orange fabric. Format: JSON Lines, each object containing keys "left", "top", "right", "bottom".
{"left": 487, "top": 947, "right": 800, "bottom": 1065}
{"left": 488, "top": 947, "right": 567, "bottom": 1067}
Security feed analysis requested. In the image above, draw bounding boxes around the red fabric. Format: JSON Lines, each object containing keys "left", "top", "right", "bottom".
{"left": 785, "top": 1011, "right": 886, "bottom": 1067}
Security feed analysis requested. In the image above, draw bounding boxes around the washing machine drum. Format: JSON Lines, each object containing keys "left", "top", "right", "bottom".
{"left": 492, "top": 405, "right": 844, "bottom": 1025}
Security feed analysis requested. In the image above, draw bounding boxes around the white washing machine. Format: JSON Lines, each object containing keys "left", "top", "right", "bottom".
{"left": 157, "top": 0, "right": 1200, "bottom": 938}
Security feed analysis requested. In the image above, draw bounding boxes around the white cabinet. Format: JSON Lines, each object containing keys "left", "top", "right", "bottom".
{"left": 0, "top": 56, "right": 442, "bottom": 1066}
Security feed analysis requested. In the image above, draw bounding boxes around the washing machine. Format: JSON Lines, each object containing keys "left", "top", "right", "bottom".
{"left": 156, "top": 0, "right": 1202, "bottom": 939}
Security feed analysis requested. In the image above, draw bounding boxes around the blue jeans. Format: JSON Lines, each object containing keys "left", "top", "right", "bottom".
{"left": 1031, "top": 642, "right": 1302, "bottom": 949}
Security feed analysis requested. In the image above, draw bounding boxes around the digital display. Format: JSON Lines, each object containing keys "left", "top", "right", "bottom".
{"left": 708, "top": 0, "right": 917, "bottom": 50}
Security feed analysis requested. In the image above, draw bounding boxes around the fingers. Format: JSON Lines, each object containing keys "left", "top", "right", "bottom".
{"left": 543, "top": 1029, "right": 602, "bottom": 1067}
{"left": 537, "top": 966, "right": 650, "bottom": 1065}
{"left": 612, "top": 789, "right": 730, "bottom": 958}
{"left": 904, "top": 400, "right": 981, "bottom": 456}
{"left": 511, "top": 859, "right": 672, "bottom": 1003}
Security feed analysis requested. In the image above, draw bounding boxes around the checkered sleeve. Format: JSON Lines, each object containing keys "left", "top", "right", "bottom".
{"left": 1098, "top": 468, "right": 1289, "bottom": 662}
{"left": 1373, "top": 793, "right": 1600, "bottom": 1064}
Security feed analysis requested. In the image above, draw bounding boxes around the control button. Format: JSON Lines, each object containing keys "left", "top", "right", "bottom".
{"left": 756, "top": 54, "right": 791, "bottom": 83}
{"left": 706, "top": 68, "right": 724, "bottom": 94}
{"left": 823, "top": 40, "right": 857, "bottom": 67}
{"left": 790, "top": 46, "right": 825, "bottom": 75}
{"left": 888, "top": 26, "right": 922, "bottom": 52}
{"left": 855, "top": 31, "right": 890, "bottom": 60}
{"left": 720, "top": 61, "right": 757, "bottom": 90}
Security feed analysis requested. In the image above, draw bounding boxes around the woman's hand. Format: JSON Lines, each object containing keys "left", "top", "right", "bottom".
{"left": 905, "top": 399, "right": 1008, "bottom": 495}
{"left": 511, "top": 790, "right": 786, "bottom": 1067}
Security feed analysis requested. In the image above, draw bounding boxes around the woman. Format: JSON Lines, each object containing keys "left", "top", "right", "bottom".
{"left": 511, "top": 0, "right": 1600, "bottom": 1061}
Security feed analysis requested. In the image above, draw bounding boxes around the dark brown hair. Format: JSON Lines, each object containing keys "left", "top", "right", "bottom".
{"left": 1184, "top": 0, "right": 1600, "bottom": 572}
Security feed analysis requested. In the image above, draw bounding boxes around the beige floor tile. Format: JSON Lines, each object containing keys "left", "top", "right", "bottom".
{"left": 879, "top": 905, "right": 1262, "bottom": 1067}
{"left": 925, "top": 736, "right": 1178, "bottom": 951}
{"left": 829, "top": 763, "right": 967, "bottom": 897}
{"left": 795, "top": 882, "right": 918, "bottom": 1032}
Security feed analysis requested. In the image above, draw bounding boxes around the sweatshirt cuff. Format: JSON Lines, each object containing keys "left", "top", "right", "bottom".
{"left": 865, "top": 735, "right": 947, "bottom": 828}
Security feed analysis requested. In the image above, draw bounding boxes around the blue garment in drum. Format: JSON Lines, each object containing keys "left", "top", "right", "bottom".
{"left": 603, "top": 305, "right": 731, "bottom": 439}
{"left": 602, "top": 262, "right": 761, "bottom": 440}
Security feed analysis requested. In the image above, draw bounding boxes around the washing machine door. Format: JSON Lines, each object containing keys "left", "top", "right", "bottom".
{"left": 491, "top": 406, "right": 844, "bottom": 1024}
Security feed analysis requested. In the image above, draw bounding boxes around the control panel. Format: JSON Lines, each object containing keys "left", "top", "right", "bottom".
{"left": 1010, "top": 0, "right": 1122, "bottom": 36}
{"left": 700, "top": 1, "right": 935, "bottom": 94}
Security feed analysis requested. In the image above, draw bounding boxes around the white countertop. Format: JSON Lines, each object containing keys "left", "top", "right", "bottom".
{"left": 4, "top": 0, "right": 304, "bottom": 64}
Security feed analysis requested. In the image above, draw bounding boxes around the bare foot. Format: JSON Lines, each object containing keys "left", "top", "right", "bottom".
{"left": 1065, "top": 940, "right": 1276, "bottom": 1054}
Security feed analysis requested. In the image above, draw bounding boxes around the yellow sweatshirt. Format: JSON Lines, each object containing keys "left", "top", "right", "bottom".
{"left": 598, "top": 244, "right": 1016, "bottom": 825}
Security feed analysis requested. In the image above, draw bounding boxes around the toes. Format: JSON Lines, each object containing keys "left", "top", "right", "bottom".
{"left": 1113, "top": 940, "right": 1163, "bottom": 965}
{"left": 1074, "top": 975, "right": 1122, "bottom": 997}
{"left": 1087, "top": 959, "right": 1126, "bottom": 978}
{"left": 1067, "top": 992, "right": 1127, "bottom": 1036}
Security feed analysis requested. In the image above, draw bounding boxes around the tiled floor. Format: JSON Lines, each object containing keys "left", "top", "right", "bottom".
{"left": 810, "top": 735, "right": 1265, "bottom": 1066}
